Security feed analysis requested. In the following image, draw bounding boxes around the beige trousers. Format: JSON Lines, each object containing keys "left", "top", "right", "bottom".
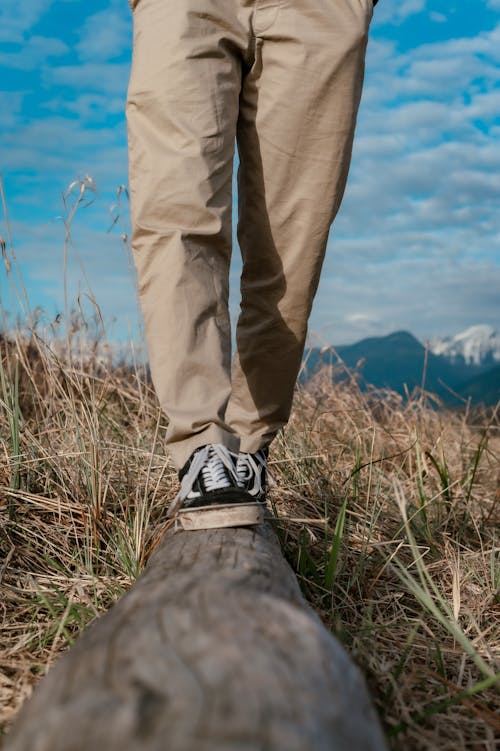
{"left": 126, "top": 0, "right": 372, "bottom": 470}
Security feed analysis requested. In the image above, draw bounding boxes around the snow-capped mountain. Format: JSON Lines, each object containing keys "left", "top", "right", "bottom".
{"left": 429, "top": 325, "right": 500, "bottom": 367}
{"left": 303, "top": 329, "right": 499, "bottom": 405}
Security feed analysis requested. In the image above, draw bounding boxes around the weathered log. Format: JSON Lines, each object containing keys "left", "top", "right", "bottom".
{"left": 5, "top": 522, "right": 388, "bottom": 751}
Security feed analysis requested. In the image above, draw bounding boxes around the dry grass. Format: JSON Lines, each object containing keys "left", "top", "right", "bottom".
{"left": 274, "top": 367, "right": 499, "bottom": 748}
{"left": 0, "top": 327, "right": 498, "bottom": 749}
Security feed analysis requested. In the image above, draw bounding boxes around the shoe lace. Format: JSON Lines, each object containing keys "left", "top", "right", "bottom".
{"left": 236, "top": 449, "right": 272, "bottom": 492}
{"left": 168, "top": 444, "right": 238, "bottom": 517}
{"left": 201, "top": 449, "right": 233, "bottom": 492}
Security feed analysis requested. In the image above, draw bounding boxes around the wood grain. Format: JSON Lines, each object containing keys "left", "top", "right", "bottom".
{"left": 5, "top": 522, "right": 388, "bottom": 751}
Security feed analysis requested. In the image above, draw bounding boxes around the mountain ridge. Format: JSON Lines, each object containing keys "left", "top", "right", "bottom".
{"left": 303, "top": 328, "right": 499, "bottom": 406}
{"left": 428, "top": 324, "right": 500, "bottom": 367}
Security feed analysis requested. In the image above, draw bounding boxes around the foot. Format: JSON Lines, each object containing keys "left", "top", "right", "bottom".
{"left": 167, "top": 443, "right": 255, "bottom": 520}
{"left": 235, "top": 447, "right": 269, "bottom": 503}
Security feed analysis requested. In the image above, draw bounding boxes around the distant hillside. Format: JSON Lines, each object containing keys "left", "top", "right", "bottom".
{"left": 458, "top": 363, "right": 500, "bottom": 405}
{"left": 303, "top": 330, "right": 492, "bottom": 404}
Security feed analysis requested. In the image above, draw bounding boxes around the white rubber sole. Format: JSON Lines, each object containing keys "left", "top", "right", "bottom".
{"left": 176, "top": 502, "right": 265, "bottom": 531}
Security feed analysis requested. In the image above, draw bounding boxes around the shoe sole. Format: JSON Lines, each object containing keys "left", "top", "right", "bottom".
{"left": 176, "top": 502, "right": 265, "bottom": 531}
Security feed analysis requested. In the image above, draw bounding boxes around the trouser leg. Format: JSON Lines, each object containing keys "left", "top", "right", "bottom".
{"left": 126, "top": 0, "right": 249, "bottom": 470}
{"left": 225, "top": 0, "right": 372, "bottom": 452}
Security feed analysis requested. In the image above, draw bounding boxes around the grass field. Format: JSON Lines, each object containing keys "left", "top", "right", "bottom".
{"left": 0, "top": 322, "right": 498, "bottom": 749}
{"left": 0, "top": 178, "right": 499, "bottom": 748}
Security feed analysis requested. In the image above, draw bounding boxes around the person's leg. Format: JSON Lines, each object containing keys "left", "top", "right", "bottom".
{"left": 226, "top": 0, "right": 373, "bottom": 452}
{"left": 126, "top": 0, "right": 251, "bottom": 470}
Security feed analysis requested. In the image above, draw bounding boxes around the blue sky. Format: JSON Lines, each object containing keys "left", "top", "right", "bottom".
{"left": 1, "top": 0, "right": 499, "bottom": 355}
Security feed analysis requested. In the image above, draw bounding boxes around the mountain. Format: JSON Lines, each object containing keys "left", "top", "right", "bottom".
{"left": 303, "top": 330, "right": 494, "bottom": 404}
{"left": 429, "top": 324, "right": 500, "bottom": 367}
{"left": 458, "top": 363, "right": 500, "bottom": 406}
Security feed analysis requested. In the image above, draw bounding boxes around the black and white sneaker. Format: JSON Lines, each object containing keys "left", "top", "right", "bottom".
{"left": 235, "top": 447, "right": 269, "bottom": 503}
{"left": 167, "top": 444, "right": 264, "bottom": 530}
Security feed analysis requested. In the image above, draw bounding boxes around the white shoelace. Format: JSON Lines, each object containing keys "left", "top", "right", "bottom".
{"left": 236, "top": 449, "right": 273, "bottom": 496}
{"left": 167, "top": 444, "right": 239, "bottom": 517}
{"left": 201, "top": 450, "right": 233, "bottom": 492}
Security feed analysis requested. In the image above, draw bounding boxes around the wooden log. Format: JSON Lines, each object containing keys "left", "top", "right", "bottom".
{"left": 5, "top": 522, "right": 388, "bottom": 751}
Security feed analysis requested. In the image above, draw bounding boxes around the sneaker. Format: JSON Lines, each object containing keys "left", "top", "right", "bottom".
{"left": 167, "top": 443, "right": 264, "bottom": 530}
{"left": 235, "top": 447, "right": 268, "bottom": 503}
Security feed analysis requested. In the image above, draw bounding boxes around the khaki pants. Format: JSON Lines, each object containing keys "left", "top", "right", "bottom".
{"left": 126, "top": 0, "right": 373, "bottom": 470}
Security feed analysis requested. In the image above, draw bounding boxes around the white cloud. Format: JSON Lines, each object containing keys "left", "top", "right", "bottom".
{"left": 76, "top": 9, "right": 131, "bottom": 63}
{"left": 0, "top": 35, "right": 68, "bottom": 71}
{"left": 0, "top": 91, "right": 25, "bottom": 128}
{"left": 374, "top": 0, "right": 427, "bottom": 25}
{"left": 415, "top": 23, "right": 500, "bottom": 63}
{"left": 43, "top": 93, "right": 125, "bottom": 119}
{"left": 0, "top": 0, "right": 54, "bottom": 42}
{"left": 430, "top": 12, "right": 447, "bottom": 23}
{"left": 2, "top": 117, "right": 119, "bottom": 166}
{"left": 43, "top": 62, "right": 130, "bottom": 94}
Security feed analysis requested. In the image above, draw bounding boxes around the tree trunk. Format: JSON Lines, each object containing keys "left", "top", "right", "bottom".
{"left": 5, "top": 522, "right": 388, "bottom": 751}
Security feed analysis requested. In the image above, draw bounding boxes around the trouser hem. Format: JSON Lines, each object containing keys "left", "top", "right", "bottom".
{"left": 168, "top": 425, "right": 240, "bottom": 472}
{"left": 238, "top": 436, "right": 274, "bottom": 454}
